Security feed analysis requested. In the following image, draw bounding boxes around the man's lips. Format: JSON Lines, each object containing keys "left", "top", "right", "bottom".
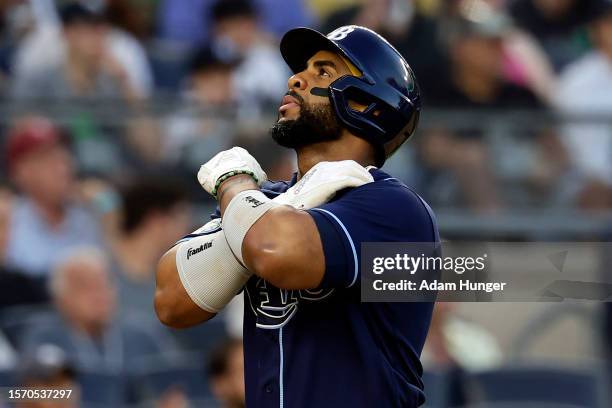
{"left": 279, "top": 95, "right": 300, "bottom": 113}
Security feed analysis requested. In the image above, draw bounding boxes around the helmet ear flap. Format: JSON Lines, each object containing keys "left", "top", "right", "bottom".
{"left": 328, "top": 75, "right": 416, "bottom": 166}
{"left": 329, "top": 76, "right": 386, "bottom": 137}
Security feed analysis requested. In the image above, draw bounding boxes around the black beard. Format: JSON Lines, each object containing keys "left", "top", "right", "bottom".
{"left": 270, "top": 101, "right": 343, "bottom": 149}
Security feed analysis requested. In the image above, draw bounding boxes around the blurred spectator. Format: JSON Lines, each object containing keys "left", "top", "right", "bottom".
{"left": 209, "top": 0, "right": 289, "bottom": 113}
{"left": 320, "top": 0, "right": 445, "bottom": 96}
{"left": 0, "top": 181, "right": 14, "bottom": 262}
{"left": 122, "top": 114, "right": 169, "bottom": 171}
{"left": 253, "top": 0, "right": 315, "bottom": 38}
{"left": 309, "top": 0, "right": 360, "bottom": 21}
{"left": 164, "top": 48, "right": 239, "bottom": 168}
{"left": 11, "top": 3, "right": 141, "bottom": 102}
{"left": 20, "top": 247, "right": 177, "bottom": 374}
{"left": 501, "top": 27, "right": 557, "bottom": 104}
{"left": 105, "top": 0, "right": 157, "bottom": 41}
{"left": 109, "top": 177, "right": 190, "bottom": 322}
{"left": 16, "top": 344, "right": 79, "bottom": 408}
{"left": 422, "top": 302, "right": 503, "bottom": 406}
{"left": 421, "top": 9, "right": 548, "bottom": 211}
{"left": 232, "top": 134, "right": 295, "bottom": 181}
{"left": 12, "top": 2, "right": 152, "bottom": 100}
{"left": 3, "top": 116, "right": 102, "bottom": 278}
{"left": 207, "top": 338, "right": 245, "bottom": 408}
{"left": 509, "top": 0, "right": 594, "bottom": 72}
{"left": 157, "top": 0, "right": 213, "bottom": 49}
{"left": 0, "top": 0, "right": 27, "bottom": 95}
{"left": 554, "top": 0, "right": 612, "bottom": 209}
{"left": 447, "top": 0, "right": 558, "bottom": 103}
{"left": 157, "top": 0, "right": 312, "bottom": 48}
{"left": 0, "top": 182, "right": 49, "bottom": 306}
{"left": 423, "top": 303, "right": 502, "bottom": 370}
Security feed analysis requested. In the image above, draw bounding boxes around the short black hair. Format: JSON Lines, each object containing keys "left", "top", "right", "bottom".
{"left": 207, "top": 338, "right": 242, "bottom": 379}
{"left": 120, "top": 176, "right": 189, "bottom": 234}
{"left": 189, "top": 47, "right": 238, "bottom": 75}
{"left": 59, "top": 3, "right": 106, "bottom": 27}
{"left": 211, "top": 0, "right": 257, "bottom": 23}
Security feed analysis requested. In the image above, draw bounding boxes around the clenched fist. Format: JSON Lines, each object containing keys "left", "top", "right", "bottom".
{"left": 197, "top": 147, "right": 267, "bottom": 197}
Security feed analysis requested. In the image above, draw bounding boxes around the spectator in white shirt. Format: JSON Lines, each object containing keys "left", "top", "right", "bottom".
{"left": 554, "top": 0, "right": 612, "bottom": 208}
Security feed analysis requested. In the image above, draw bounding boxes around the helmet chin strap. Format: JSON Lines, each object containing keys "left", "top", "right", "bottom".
{"left": 310, "top": 87, "right": 330, "bottom": 97}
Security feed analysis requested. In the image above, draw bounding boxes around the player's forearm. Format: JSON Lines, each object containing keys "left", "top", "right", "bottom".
{"left": 218, "top": 174, "right": 259, "bottom": 216}
{"left": 154, "top": 246, "right": 216, "bottom": 328}
{"left": 217, "top": 174, "right": 326, "bottom": 289}
{"left": 241, "top": 206, "right": 326, "bottom": 289}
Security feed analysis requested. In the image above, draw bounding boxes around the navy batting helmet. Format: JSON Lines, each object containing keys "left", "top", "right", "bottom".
{"left": 280, "top": 25, "right": 421, "bottom": 167}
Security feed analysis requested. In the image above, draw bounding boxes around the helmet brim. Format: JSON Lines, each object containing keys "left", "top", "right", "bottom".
{"left": 280, "top": 27, "right": 347, "bottom": 74}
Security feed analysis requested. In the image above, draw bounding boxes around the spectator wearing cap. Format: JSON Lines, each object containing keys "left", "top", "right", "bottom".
{"left": 157, "top": 0, "right": 312, "bottom": 48}
{"left": 209, "top": 0, "right": 289, "bottom": 114}
{"left": 163, "top": 47, "right": 240, "bottom": 167}
{"left": 554, "top": 0, "right": 612, "bottom": 209}
{"left": 420, "top": 3, "right": 563, "bottom": 212}
{"left": 11, "top": 3, "right": 146, "bottom": 103}
{"left": 20, "top": 247, "right": 177, "bottom": 380}
{"left": 17, "top": 344, "right": 79, "bottom": 408}
{"left": 509, "top": 0, "right": 596, "bottom": 72}
{"left": 3, "top": 116, "right": 102, "bottom": 278}
{"left": 320, "top": 0, "right": 445, "bottom": 98}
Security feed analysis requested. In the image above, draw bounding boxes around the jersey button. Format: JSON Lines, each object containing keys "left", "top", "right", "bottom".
{"left": 265, "top": 383, "right": 274, "bottom": 393}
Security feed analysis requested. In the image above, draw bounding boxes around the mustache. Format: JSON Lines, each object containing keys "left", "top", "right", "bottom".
{"left": 285, "top": 91, "right": 304, "bottom": 105}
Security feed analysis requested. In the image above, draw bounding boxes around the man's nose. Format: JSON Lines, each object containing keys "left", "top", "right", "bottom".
{"left": 288, "top": 73, "right": 307, "bottom": 91}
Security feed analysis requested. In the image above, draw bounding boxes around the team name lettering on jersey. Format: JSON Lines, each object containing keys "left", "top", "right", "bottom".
{"left": 245, "top": 277, "right": 334, "bottom": 329}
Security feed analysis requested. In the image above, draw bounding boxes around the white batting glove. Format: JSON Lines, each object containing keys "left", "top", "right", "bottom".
{"left": 197, "top": 147, "right": 267, "bottom": 197}
{"left": 273, "top": 160, "right": 374, "bottom": 209}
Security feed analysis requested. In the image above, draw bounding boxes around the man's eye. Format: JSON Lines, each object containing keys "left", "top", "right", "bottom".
{"left": 319, "top": 69, "right": 330, "bottom": 78}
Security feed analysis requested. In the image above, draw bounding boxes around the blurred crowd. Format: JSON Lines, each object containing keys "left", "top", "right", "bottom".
{"left": 0, "top": 0, "right": 611, "bottom": 406}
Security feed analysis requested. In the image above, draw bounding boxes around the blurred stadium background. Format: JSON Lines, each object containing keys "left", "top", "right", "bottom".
{"left": 0, "top": 0, "right": 610, "bottom": 407}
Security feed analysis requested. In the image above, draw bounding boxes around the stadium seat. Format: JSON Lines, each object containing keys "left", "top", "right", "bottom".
{"left": 78, "top": 370, "right": 127, "bottom": 407}
{"left": 467, "top": 366, "right": 603, "bottom": 407}
{"left": 130, "top": 352, "right": 213, "bottom": 404}
{"left": 422, "top": 370, "right": 449, "bottom": 408}
{"left": 0, "top": 369, "right": 15, "bottom": 387}
{"left": 465, "top": 403, "right": 591, "bottom": 408}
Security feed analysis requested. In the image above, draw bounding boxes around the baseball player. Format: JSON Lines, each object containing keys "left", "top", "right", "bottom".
{"left": 155, "top": 25, "right": 439, "bottom": 407}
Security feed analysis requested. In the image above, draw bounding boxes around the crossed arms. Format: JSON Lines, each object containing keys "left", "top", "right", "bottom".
{"left": 154, "top": 149, "right": 372, "bottom": 328}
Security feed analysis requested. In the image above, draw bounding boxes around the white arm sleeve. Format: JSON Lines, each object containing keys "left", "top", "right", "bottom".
{"left": 222, "top": 190, "right": 280, "bottom": 264}
{"left": 175, "top": 221, "right": 251, "bottom": 313}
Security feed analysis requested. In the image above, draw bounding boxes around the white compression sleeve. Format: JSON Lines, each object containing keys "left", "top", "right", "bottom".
{"left": 222, "top": 190, "right": 280, "bottom": 264}
{"left": 176, "top": 223, "right": 251, "bottom": 313}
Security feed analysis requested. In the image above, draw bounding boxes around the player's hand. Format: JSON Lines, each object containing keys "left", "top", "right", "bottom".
{"left": 197, "top": 147, "right": 267, "bottom": 197}
{"left": 273, "top": 160, "right": 373, "bottom": 209}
